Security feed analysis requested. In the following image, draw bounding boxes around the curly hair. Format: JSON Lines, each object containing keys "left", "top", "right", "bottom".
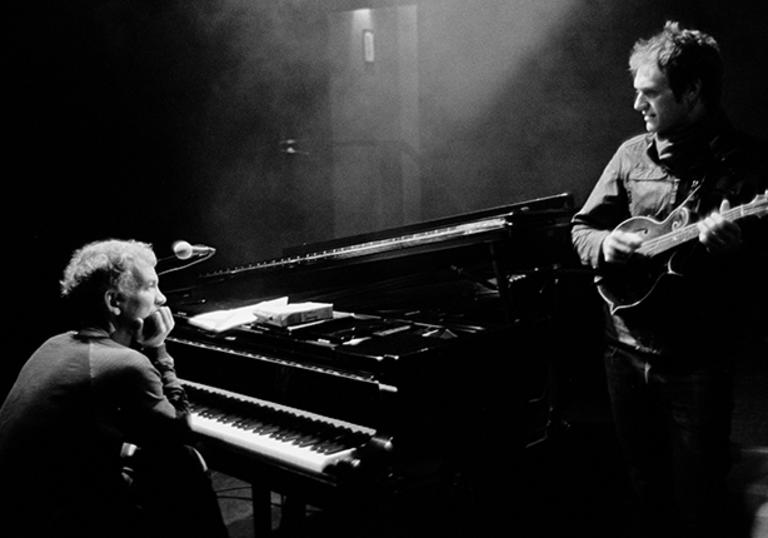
{"left": 629, "top": 20, "right": 723, "bottom": 108}
{"left": 60, "top": 239, "right": 156, "bottom": 326}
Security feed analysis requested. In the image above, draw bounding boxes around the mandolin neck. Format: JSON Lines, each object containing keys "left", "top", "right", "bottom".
{"left": 637, "top": 204, "right": 762, "bottom": 258}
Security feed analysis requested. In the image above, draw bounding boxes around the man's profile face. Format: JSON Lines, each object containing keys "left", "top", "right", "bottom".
{"left": 632, "top": 62, "right": 691, "bottom": 136}
{"left": 116, "top": 261, "right": 165, "bottom": 325}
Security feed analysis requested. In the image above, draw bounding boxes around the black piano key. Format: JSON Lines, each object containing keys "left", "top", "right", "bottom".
{"left": 293, "top": 434, "right": 326, "bottom": 448}
{"left": 233, "top": 418, "right": 263, "bottom": 430}
{"left": 317, "top": 441, "right": 347, "bottom": 453}
{"left": 275, "top": 430, "right": 304, "bottom": 442}
{"left": 253, "top": 423, "right": 282, "bottom": 435}
{"left": 297, "top": 431, "right": 327, "bottom": 445}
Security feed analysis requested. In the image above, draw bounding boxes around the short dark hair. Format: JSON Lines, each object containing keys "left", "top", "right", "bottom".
{"left": 629, "top": 20, "right": 723, "bottom": 107}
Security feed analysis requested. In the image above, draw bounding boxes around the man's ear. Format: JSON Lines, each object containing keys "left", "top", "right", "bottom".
{"left": 683, "top": 79, "right": 703, "bottom": 109}
{"left": 104, "top": 289, "right": 122, "bottom": 316}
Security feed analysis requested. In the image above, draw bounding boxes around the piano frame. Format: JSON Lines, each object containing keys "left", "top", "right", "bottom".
{"left": 164, "top": 192, "right": 580, "bottom": 536}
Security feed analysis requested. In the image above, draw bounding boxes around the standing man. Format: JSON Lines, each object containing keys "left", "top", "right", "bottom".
{"left": 0, "top": 239, "right": 227, "bottom": 537}
{"left": 571, "top": 21, "right": 767, "bottom": 538}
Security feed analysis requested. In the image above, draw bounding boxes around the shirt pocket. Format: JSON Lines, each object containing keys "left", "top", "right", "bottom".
{"left": 624, "top": 166, "right": 674, "bottom": 218}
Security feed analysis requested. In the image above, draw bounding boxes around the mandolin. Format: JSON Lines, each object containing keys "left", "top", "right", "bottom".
{"left": 596, "top": 191, "right": 767, "bottom": 314}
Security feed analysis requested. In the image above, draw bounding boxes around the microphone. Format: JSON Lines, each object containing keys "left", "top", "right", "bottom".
{"left": 172, "top": 240, "right": 216, "bottom": 260}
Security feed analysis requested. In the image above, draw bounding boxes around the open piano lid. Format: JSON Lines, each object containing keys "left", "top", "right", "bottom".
{"left": 164, "top": 192, "right": 575, "bottom": 319}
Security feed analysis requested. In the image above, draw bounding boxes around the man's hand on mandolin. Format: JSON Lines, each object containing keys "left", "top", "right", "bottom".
{"left": 602, "top": 229, "right": 644, "bottom": 264}
{"left": 696, "top": 199, "right": 743, "bottom": 255}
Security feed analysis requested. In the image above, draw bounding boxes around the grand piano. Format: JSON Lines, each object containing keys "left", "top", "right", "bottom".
{"left": 163, "top": 192, "right": 579, "bottom": 536}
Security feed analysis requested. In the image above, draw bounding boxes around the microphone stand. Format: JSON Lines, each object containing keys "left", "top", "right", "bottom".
{"left": 158, "top": 250, "right": 216, "bottom": 276}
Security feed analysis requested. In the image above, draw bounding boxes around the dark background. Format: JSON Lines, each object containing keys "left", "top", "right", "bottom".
{"left": 4, "top": 0, "right": 767, "bottom": 395}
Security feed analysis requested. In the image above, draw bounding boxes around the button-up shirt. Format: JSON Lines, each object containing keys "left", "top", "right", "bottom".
{"left": 571, "top": 114, "right": 767, "bottom": 358}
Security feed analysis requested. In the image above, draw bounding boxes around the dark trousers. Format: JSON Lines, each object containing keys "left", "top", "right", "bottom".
{"left": 603, "top": 344, "right": 734, "bottom": 538}
{"left": 123, "top": 443, "right": 228, "bottom": 538}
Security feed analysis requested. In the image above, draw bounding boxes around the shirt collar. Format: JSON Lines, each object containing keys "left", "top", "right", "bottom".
{"left": 645, "top": 111, "right": 729, "bottom": 169}
{"left": 74, "top": 327, "right": 112, "bottom": 340}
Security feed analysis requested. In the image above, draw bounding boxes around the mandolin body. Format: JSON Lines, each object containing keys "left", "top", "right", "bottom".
{"left": 595, "top": 191, "right": 766, "bottom": 314}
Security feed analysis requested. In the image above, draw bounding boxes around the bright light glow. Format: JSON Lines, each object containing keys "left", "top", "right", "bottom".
{"left": 352, "top": 8, "right": 372, "bottom": 32}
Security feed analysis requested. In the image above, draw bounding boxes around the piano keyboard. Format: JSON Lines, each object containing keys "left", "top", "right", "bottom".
{"left": 181, "top": 379, "right": 376, "bottom": 473}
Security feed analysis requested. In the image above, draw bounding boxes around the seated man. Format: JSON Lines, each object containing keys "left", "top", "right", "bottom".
{"left": 0, "top": 239, "right": 228, "bottom": 538}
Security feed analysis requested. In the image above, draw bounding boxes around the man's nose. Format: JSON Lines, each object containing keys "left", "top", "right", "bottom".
{"left": 634, "top": 92, "right": 647, "bottom": 111}
{"left": 155, "top": 289, "right": 167, "bottom": 306}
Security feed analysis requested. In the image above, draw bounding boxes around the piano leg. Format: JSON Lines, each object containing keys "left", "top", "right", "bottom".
{"left": 251, "top": 484, "right": 273, "bottom": 535}
{"left": 279, "top": 495, "right": 309, "bottom": 533}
